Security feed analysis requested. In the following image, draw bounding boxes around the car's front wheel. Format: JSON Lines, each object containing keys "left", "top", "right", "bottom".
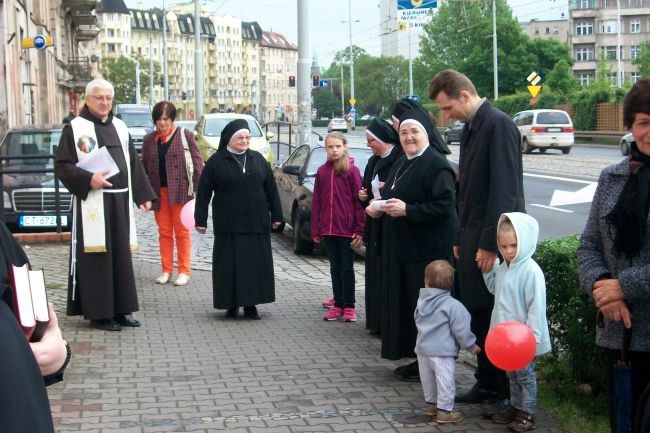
{"left": 621, "top": 140, "right": 630, "bottom": 156}
{"left": 292, "top": 209, "right": 313, "bottom": 255}
{"left": 561, "top": 147, "right": 571, "bottom": 154}
{"left": 522, "top": 138, "right": 532, "bottom": 154}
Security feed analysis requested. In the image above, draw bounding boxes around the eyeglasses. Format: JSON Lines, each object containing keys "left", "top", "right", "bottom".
{"left": 88, "top": 95, "right": 113, "bottom": 102}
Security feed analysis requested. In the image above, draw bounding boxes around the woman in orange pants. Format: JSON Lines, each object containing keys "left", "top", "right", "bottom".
{"left": 141, "top": 101, "right": 203, "bottom": 286}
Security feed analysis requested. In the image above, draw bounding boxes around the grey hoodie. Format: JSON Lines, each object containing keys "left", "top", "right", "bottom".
{"left": 414, "top": 288, "right": 477, "bottom": 357}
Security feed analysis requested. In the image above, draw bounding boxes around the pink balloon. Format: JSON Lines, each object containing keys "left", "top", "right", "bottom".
{"left": 485, "top": 321, "right": 536, "bottom": 371}
{"left": 180, "top": 199, "right": 196, "bottom": 229}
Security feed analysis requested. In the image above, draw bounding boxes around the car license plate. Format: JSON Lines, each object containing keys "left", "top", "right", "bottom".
{"left": 19, "top": 215, "right": 68, "bottom": 227}
{"left": 546, "top": 127, "right": 562, "bottom": 132}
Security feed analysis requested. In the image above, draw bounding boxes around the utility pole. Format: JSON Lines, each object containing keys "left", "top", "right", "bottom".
{"left": 492, "top": 0, "right": 498, "bottom": 100}
{"left": 162, "top": 0, "right": 169, "bottom": 100}
{"left": 195, "top": 0, "right": 204, "bottom": 118}
{"left": 135, "top": 60, "right": 141, "bottom": 103}
{"left": 297, "top": 0, "right": 312, "bottom": 147}
{"left": 340, "top": 59, "right": 344, "bottom": 117}
{"left": 347, "top": 0, "right": 356, "bottom": 130}
{"left": 149, "top": 37, "right": 154, "bottom": 104}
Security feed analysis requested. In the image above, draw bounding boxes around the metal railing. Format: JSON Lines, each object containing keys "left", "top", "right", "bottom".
{"left": 262, "top": 121, "right": 323, "bottom": 159}
{"left": 0, "top": 154, "right": 67, "bottom": 233}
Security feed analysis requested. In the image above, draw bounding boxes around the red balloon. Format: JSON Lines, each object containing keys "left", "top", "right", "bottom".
{"left": 485, "top": 321, "right": 536, "bottom": 371}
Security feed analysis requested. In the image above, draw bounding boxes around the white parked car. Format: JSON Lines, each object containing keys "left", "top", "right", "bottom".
{"left": 327, "top": 118, "right": 348, "bottom": 133}
{"left": 512, "top": 109, "right": 574, "bottom": 154}
{"left": 620, "top": 132, "right": 633, "bottom": 156}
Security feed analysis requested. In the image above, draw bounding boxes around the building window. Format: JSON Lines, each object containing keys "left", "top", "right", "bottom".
{"left": 631, "top": 45, "right": 639, "bottom": 59}
{"left": 630, "top": 18, "right": 641, "bottom": 33}
{"left": 576, "top": 0, "right": 594, "bottom": 7}
{"left": 602, "top": 20, "right": 618, "bottom": 34}
{"left": 107, "top": 43, "right": 116, "bottom": 53}
{"left": 606, "top": 72, "right": 617, "bottom": 85}
{"left": 107, "top": 29, "right": 114, "bottom": 37}
{"left": 605, "top": 46, "right": 617, "bottom": 60}
{"left": 579, "top": 73, "right": 593, "bottom": 85}
{"left": 576, "top": 47, "right": 594, "bottom": 61}
{"left": 631, "top": 72, "right": 640, "bottom": 83}
{"left": 576, "top": 21, "right": 594, "bottom": 35}
{"left": 545, "top": 27, "right": 550, "bottom": 34}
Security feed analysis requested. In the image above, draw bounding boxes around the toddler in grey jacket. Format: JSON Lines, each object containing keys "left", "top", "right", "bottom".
{"left": 414, "top": 260, "right": 481, "bottom": 425}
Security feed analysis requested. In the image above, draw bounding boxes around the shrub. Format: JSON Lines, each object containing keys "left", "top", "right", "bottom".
{"left": 536, "top": 235, "right": 604, "bottom": 390}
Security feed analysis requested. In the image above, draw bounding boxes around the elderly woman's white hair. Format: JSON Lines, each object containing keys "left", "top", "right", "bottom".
{"left": 85, "top": 79, "right": 114, "bottom": 97}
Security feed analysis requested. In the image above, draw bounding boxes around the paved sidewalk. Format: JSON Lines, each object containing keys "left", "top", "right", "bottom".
{"left": 23, "top": 211, "right": 562, "bottom": 433}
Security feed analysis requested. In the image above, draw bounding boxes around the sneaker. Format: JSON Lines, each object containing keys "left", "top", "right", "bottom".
{"left": 436, "top": 409, "right": 463, "bottom": 424}
{"left": 507, "top": 411, "right": 535, "bottom": 432}
{"left": 322, "top": 298, "right": 334, "bottom": 309}
{"left": 424, "top": 403, "right": 436, "bottom": 416}
{"left": 342, "top": 307, "right": 357, "bottom": 322}
{"left": 492, "top": 405, "right": 518, "bottom": 424}
{"left": 323, "top": 307, "right": 343, "bottom": 321}
{"left": 156, "top": 272, "right": 170, "bottom": 284}
{"left": 174, "top": 273, "right": 190, "bottom": 286}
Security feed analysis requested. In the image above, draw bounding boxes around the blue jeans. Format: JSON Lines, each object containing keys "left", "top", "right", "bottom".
{"left": 323, "top": 236, "right": 355, "bottom": 308}
{"left": 507, "top": 358, "right": 537, "bottom": 415}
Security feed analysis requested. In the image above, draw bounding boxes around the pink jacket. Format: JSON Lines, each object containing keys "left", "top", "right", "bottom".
{"left": 311, "top": 157, "right": 365, "bottom": 239}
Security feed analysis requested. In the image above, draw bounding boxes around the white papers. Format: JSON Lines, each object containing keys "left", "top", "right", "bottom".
{"left": 76, "top": 146, "right": 120, "bottom": 179}
{"left": 369, "top": 200, "right": 387, "bottom": 211}
{"left": 371, "top": 175, "right": 381, "bottom": 200}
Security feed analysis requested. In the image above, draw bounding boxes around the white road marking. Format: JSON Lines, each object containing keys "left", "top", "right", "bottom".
{"left": 530, "top": 204, "right": 574, "bottom": 213}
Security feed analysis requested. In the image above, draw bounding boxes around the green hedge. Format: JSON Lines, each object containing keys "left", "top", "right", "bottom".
{"left": 536, "top": 235, "right": 604, "bottom": 389}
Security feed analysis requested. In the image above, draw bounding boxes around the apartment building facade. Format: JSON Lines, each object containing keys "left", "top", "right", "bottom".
{"left": 0, "top": 0, "right": 99, "bottom": 131}
{"left": 569, "top": 0, "right": 649, "bottom": 85}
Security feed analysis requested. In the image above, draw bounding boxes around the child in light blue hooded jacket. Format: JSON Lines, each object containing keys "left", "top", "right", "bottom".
{"left": 483, "top": 212, "right": 551, "bottom": 432}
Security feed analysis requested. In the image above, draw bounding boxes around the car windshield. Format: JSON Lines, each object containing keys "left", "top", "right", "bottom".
{"left": 0, "top": 130, "right": 62, "bottom": 164}
{"left": 204, "top": 118, "right": 263, "bottom": 138}
{"left": 175, "top": 121, "right": 197, "bottom": 130}
{"left": 305, "top": 147, "right": 371, "bottom": 177}
{"left": 119, "top": 112, "right": 154, "bottom": 128}
{"left": 536, "top": 112, "right": 570, "bottom": 124}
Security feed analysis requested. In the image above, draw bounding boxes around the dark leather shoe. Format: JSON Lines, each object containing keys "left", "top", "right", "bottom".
{"left": 455, "top": 384, "right": 499, "bottom": 403}
{"left": 114, "top": 315, "right": 141, "bottom": 327}
{"left": 225, "top": 307, "right": 238, "bottom": 318}
{"left": 243, "top": 306, "right": 261, "bottom": 320}
{"left": 395, "top": 360, "right": 420, "bottom": 382}
{"left": 90, "top": 319, "right": 121, "bottom": 331}
{"left": 480, "top": 398, "right": 511, "bottom": 419}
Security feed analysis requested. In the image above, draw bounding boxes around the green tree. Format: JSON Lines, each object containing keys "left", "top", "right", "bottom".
{"left": 354, "top": 55, "right": 408, "bottom": 117}
{"left": 632, "top": 40, "right": 650, "bottom": 78}
{"left": 100, "top": 55, "right": 160, "bottom": 104}
{"left": 415, "top": 0, "right": 536, "bottom": 100}
{"left": 313, "top": 88, "right": 342, "bottom": 118}
{"left": 332, "top": 45, "right": 368, "bottom": 65}
{"left": 527, "top": 38, "right": 573, "bottom": 82}
{"left": 545, "top": 59, "right": 579, "bottom": 97}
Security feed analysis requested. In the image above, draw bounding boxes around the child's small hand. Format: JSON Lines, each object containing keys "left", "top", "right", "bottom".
{"left": 469, "top": 344, "right": 481, "bottom": 355}
{"left": 313, "top": 237, "right": 321, "bottom": 243}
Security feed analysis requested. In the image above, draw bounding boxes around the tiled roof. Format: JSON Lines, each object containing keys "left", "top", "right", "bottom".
{"left": 101, "top": 0, "right": 130, "bottom": 14}
{"left": 261, "top": 31, "right": 297, "bottom": 50}
{"left": 242, "top": 21, "right": 263, "bottom": 41}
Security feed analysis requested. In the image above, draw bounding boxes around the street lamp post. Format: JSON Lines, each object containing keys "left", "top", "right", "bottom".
{"left": 492, "top": 0, "right": 498, "bottom": 100}
{"left": 344, "top": 0, "right": 359, "bottom": 130}
{"left": 162, "top": 0, "right": 169, "bottom": 101}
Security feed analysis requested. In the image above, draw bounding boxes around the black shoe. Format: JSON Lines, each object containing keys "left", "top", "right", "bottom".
{"left": 225, "top": 307, "right": 238, "bottom": 318}
{"left": 480, "top": 398, "right": 511, "bottom": 419}
{"left": 114, "top": 314, "right": 141, "bottom": 327}
{"left": 394, "top": 360, "right": 420, "bottom": 382}
{"left": 90, "top": 319, "right": 121, "bottom": 331}
{"left": 243, "top": 306, "right": 261, "bottom": 320}
{"left": 455, "top": 384, "right": 499, "bottom": 403}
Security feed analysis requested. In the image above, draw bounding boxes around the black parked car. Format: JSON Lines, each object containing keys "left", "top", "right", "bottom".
{"left": 273, "top": 144, "right": 372, "bottom": 254}
{"left": 444, "top": 120, "right": 464, "bottom": 144}
{"left": 0, "top": 124, "right": 72, "bottom": 232}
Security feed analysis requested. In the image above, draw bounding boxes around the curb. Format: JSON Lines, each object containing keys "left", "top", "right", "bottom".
{"left": 13, "top": 231, "right": 71, "bottom": 244}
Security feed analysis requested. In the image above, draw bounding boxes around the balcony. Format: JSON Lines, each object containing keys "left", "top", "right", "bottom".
{"left": 68, "top": 56, "right": 93, "bottom": 93}
{"left": 62, "top": 0, "right": 96, "bottom": 12}
{"left": 76, "top": 25, "right": 100, "bottom": 41}
{"left": 70, "top": 11, "right": 97, "bottom": 27}
{"left": 572, "top": 34, "right": 596, "bottom": 44}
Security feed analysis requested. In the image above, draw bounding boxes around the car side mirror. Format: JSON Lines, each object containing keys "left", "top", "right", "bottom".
{"left": 282, "top": 165, "right": 301, "bottom": 176}
{"left": 115, "top": 113, "right": 122, "bottom": 119}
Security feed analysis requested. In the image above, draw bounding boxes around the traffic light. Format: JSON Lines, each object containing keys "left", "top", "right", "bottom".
{"left": 289, "top": 75, "right": 296, "bottom": 87}
{"left": 312, "top": 75, "right": 319, "bottom": 87}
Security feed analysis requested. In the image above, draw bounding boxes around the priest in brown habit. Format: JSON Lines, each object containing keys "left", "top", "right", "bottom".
{"left": 55, "top": 79, "right": 156, "bottom": 332}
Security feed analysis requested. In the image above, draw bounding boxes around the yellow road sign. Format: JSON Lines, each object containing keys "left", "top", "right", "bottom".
{"left": 527, "top": 85, "right": 541, "bottom": 98}
{"left": 349, "top": 98, "right": 356, "bottom": 106}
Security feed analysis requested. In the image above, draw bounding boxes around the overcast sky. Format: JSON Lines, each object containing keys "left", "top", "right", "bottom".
{"left": 124, "top": 0, "right": 569, "bottom": 67}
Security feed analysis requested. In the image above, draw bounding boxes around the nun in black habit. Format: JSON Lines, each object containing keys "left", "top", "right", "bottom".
{"left": 391, "top": 99, "right": 451, "bottom": 155}
{"left": 194, "top": 119, "right": 283, "bottom": 320}
{"left": 366, "top": 108, "right": 458, "bottom": 380}
{"left": 358, "top": 118, "right": 403, "bottom": 335}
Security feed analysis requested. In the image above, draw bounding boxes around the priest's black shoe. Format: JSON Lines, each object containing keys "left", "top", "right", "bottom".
{"left": 395, "top": 360, "right": 420, "bottom": 382}
{"left": 225, "top": 307, "right": 238, "bottom": 318}
{"left": 243, "top": 306, "right": 261, "bottom": 320}
{"left": 90, "top": 319, "right": 121, "bottom": 332}
{"left": 455, "top": 384, "right": 499, "bottom": 403}
{"left": 114, "top": 314, "right": 141, "bottom": 327}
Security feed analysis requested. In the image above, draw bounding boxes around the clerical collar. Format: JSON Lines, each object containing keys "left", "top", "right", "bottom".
{"left": 226, "top": 146, "right": 246, "bottom": 155}
{"left": 466, "top": 97, "right": 487, "bottom": 124}
{"left": 381, "top": 145, "right": 395, "bottom": 159}
{"left": 406, "top": 146, "right": 426, "bottom": 160}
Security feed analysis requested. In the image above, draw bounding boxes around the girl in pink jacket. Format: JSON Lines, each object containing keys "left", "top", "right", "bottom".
{"left": 312, "top": 132, "right": 365, "bottom": 322}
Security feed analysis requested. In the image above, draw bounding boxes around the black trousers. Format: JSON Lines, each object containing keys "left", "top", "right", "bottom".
{"left": 469, "top": 307, "right": 509, "bottom": 395}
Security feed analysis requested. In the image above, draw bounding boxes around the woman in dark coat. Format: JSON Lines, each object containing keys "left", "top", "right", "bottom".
{"left": 194, "top": 119, "right": 283, "bottom": 320}
{"left": 358, "top": 118, "right": 403, "bottom": 335}
{"left": 366, "top": 108, "right": 459, "bottom": 379}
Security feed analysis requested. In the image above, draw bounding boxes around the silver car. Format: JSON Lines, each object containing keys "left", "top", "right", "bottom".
{"left": 620, "top": 132, "right": 633, "bottom": 156}
{"left": 512, "top": 109, "right": 574, "bottom": 154}
{"left": 327, "top": 118, "right": 348, "bottom": 133}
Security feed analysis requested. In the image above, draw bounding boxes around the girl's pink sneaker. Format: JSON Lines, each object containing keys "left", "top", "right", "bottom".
{"left": 323, "top": 307, "right": 343, "bottom": 321}
{"left": 322, "top": 298, "right": 334, "bottom": 309}
{"left": 343, "top": 307, "right": 357, "bottom": 322}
